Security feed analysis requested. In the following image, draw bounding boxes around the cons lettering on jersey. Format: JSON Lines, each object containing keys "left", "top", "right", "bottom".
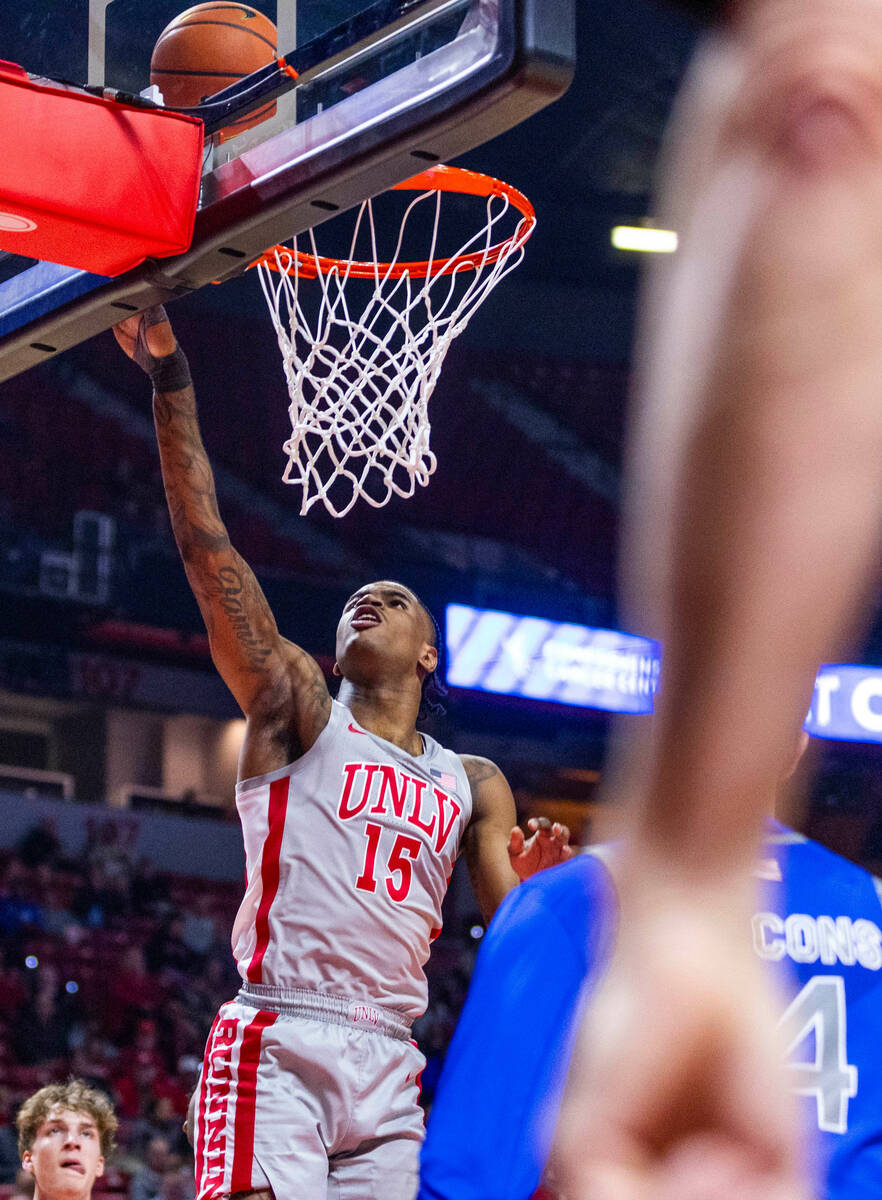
{"left": 337, "top": 762, "right": 461, "bottom": 901}
{"left": 753, "top": 912, "right": 882, "bottom": 970}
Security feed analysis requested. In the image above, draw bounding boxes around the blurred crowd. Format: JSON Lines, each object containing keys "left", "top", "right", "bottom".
{"left": 0, "top": 816, "right": 242, "bottom": 1199}
{"left": 0, "top": 814, "right": 478, "bottom": 1199}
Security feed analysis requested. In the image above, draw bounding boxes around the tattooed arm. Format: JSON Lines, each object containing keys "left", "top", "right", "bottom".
{"left": 113, "top": 311, "right": 330, "bottom": 763}
{"left": 460, "top": 755, "right": 571, "bottom": 923}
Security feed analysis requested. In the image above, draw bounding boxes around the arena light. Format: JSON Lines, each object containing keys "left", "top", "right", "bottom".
{"left": 445, "top": 604, "right": 661, "bottom": 714}
{"left": 611, "top": 225, "right": 678, "bottom": 253}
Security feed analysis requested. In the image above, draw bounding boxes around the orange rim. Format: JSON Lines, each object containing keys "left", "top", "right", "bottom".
{"left": 252, "top": 164, "right": 535, "bottom": 279}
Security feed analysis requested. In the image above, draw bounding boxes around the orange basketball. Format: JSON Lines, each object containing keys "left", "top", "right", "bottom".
{"left": 150, "top": 3, "right": 278, "bottom": 143}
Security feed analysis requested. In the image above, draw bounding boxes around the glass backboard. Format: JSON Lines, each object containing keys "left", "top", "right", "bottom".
{"left": 0, "top": 0, "right": 574, "bottom": 382}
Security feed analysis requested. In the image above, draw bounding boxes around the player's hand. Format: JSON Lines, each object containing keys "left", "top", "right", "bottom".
{"left": 112, "top": 305, "right": 177, "bottom": 361}
{"left": 553, "top": 873, "right": 809, "bottom": 1200}
{"left": 508, "top": 817, "right": 572, "bottom": 880}
{"left": 113, "top": 305, "right": 192, "bottom": 392}
{"left": 184, "top": 1086, "right": 197, "bottom": 1148}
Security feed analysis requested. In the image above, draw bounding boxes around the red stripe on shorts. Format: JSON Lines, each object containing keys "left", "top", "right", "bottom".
{"left": 246, "top": 775, "right": 290, "bottom": 982}
{"left": 230, "top": 1010, "right": 278, "bottom": 1194}
{"left": 194, "top": 1009, "right": 222, "bottom": 1191}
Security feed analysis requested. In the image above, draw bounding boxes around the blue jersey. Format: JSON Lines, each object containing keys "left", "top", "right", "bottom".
{"left": 418, "top": 825, "right": 882, "bottom": 1200}
{"left": 758, "top": 822, "right": 882, "bottom": 1196}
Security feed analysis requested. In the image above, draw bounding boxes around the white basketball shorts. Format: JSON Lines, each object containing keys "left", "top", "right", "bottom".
{"left": 194, "top": 985, "right": 425, "bottom": 1200}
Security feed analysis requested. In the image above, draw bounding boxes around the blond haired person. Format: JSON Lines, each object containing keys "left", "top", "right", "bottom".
{"left": 16, "top": 1081, "right": 117, "bottom": 1200}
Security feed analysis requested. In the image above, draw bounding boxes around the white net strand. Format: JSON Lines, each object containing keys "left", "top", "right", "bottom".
{"left": 257, "top": 179, "right": 531, "bottom": 518}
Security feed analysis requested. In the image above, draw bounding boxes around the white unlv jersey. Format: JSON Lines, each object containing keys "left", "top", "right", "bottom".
{"left": 230, "top": 700, "right": 473, "bottom": 1019}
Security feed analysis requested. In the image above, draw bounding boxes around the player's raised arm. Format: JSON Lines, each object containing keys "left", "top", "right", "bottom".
{"left": 114, "top": 308, "right": 330, "bottom": 746}
{"left": 460, "top": 754, "right": 571, "bottom": 923}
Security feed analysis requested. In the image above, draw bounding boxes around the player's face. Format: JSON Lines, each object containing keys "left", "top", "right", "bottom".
{"left": 335, "top": 581, "right": 436, "bottom": 679}
{"left": 22, "top": 1107, "right": 104, "bottom": 1200}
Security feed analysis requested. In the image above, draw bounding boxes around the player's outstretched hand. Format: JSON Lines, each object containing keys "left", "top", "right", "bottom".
{"left": 113, "top": 305, "right": 177, "bottom": 360}
{"left": 508, "top": 816, "right": 572, "bottom": 880}
{"left": 553, "top": 869, "right": 809, "bottom": 1200}
{"left": 113, "top": 306, "right": 192, "bottom": 393}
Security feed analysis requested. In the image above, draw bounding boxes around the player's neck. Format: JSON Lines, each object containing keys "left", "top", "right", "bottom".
{"left": 338, "top": 681, "right": 423, "bottom": 755}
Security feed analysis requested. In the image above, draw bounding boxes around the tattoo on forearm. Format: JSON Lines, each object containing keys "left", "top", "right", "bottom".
{"left": 153, "top": 389, "right": 277, "bottom": 677}
{"left": 204, "top": 566, "right": 274, "bottom": 673}
{"left": 154, "top": 390, "right": 230, "bottom": 553}
{"left": 153, "top": 389, "right": 197, "bottom": 426}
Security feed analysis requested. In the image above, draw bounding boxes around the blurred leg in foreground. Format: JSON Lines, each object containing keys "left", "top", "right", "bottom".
{"left": 556, "top": 2, "right": 882, "bottom": 1196}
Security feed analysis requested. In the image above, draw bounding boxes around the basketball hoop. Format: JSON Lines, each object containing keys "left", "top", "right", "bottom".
{"left": 253, "top": 165, "right": 535, "bottom": 518}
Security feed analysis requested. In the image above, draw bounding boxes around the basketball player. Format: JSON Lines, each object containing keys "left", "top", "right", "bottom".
{"left": 113, "top": 306, "right": 571, "bottom": 1200}
{"left": 420, "top": 733, "right": 882, "bottom": 1200}
{"left": 16, "top": 1080, "right": 117, "bottom": 1200}
{"left": 555, "top": 0, "right": 882, "bottom": 1196}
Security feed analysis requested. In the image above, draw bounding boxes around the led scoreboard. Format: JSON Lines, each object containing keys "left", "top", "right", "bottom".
{"left": 445, "top": 604, "right": 661, "bottom": 715}
{"left": 806, "top": 665, "right": 882, "bottom": 745}
{"left": 446, "top": 604, "right": 882, "bottom": 745}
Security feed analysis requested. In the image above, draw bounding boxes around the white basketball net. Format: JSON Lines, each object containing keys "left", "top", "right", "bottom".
{"left": 256, "top": 174, "right": 533, "bottom": 517}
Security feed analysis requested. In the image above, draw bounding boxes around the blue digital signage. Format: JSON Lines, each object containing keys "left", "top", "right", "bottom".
{"left": 446, "top": 604, "right": 882, "bottom": 743}
{"left": 805, "top": 665, "right": 882, "bottom": 745}
{"left": 445, "top": 604, "right": 661, "bottom": 715}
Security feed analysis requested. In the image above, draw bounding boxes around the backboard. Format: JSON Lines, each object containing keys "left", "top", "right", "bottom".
{"left": 0, "top": 0, "right": 574, "bottom": 382}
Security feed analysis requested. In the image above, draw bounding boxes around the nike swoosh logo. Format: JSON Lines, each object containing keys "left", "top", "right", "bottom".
{"left": 348, "top": 723, "right": 367, "bottom": 735}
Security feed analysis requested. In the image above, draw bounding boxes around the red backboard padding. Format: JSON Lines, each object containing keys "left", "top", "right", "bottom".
{"left": 0, "top": 61, "right": 203, "bottom": 276}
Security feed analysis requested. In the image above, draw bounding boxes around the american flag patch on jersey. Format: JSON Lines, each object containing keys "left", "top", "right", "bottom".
{"left": 431, "top": 768, "right": 457, "bottom": 790}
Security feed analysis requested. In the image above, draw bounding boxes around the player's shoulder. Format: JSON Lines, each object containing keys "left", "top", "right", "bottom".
{"left": 770, "top": 819, "right": 858, "bottom": 873}
{"left": 769, "top": 820, "right": 882, "bottom": 913}
{"left": 456, "top": 752, "right": 501, "bottom": 780}
{"left": 524, "top": 843, "right": 613, "bottom": 890}
{"left": 247, "top": 637, "right": 331, "bottom": 723}
{"left": 484, "top": 849, "right": 616, "bottom": 975}
{"left": 281, "top": 637, "right": 329, "bottom": 685}
{"left": 498, "top": 847, "right": 615, "bottom": 926}
{"left": 456, "top": 754, "right": 510, "bottom": 811}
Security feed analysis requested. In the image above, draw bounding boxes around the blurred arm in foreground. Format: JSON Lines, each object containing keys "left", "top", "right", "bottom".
{"left": 556, "top": 1, "right": 882, "bottom": 1196}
